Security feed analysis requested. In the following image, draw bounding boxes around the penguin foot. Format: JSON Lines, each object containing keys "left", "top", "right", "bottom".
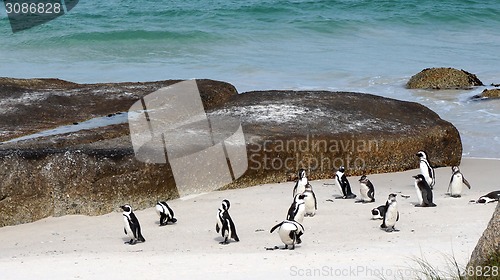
{"left": 170, "top": 218, "right": 178, "bottom": 223}
{"left": 296, "top": 237, "right": 302, "bottom": 244}
{"left": 125, "top": 239, "right": 137, "bottom": 245}
{"left": 219, "top": 241, "right": 229, "bottom": 245}
{"left": 344, "top": 194, "right": 357, "bottom": 199}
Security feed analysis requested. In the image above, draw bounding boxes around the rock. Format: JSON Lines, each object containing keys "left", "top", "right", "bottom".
{"left": 468, "top": 202, "right": 500, "bottom": 267}
{"left": 471, "top": 89, "right": 500, "bottom": 100}
{"left": 0, "top": 79, "right": 462, "bottom": 226}
{"left": 406, "top": 67, "right": 483, "bottom": 89}
{"left": 211, "top": 90, "right": 461, "bottom": 189}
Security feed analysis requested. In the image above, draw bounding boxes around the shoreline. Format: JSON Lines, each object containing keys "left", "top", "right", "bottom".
{"left": 0, "top": 158, "right": 498, "bottom": 279}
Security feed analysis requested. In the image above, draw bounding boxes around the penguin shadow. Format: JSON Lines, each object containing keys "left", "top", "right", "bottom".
{"left": 213, "top": 237, "right": 239, "bottom": 245}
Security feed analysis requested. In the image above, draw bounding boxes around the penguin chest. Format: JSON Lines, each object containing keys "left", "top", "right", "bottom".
{"left": 414, "top": 183, "right": 423, "bottom": 205}
{"left": 359, "top": 183, "right": 370, "bottom": 200}
{"left": 295, "top": 179, "right": 307, "bottom": 195}
{"left": 303, "top": 193, "right": 316, "bottom": 215}
{"left": 293, "top": 204, "right": 306, "bottom": 224}
{"left": 123, "top": 216, "right": 134, "bottom": 239}
{"left": 155, "top": 204, "right": 164, "bottom": 217}
{"left": 384, "top": 204, "right": 398, "bottom": 227}
{"left": 450, "top": 175, "right": 463, "bottom": 195}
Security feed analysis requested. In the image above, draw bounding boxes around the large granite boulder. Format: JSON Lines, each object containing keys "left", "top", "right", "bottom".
{"left": 211, "top": 90, "right": 461, "bottom": 188}
{"left": 468, "top": 202, "right": 500, "bottom": 267}
{"left": 0, "top": 79, "right": 462, "bottom": 226}
{"left": 407, "top": 67, "right": 483, "bottom": 89}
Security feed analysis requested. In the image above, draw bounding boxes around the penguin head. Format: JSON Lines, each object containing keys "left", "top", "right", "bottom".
{"left": 120, "top": 204, "right": 132, "bottom": 213}
{"left": 416, "top": 151, "right": 427, "bottom": 160}
{"left": 388, "top": 193, "right": 397, "bottom": 202}
{"left": 413, "top": 174, "right": 425, "bottom": 182}
{"left": 371, "top": 208, "right": 380, "bottom": 217}
{"left": 298, "top": 169, "right": 306, "bottom": 180}
{"left": 359, "top": 175, "right": 367, "bottom": 183}
{"left": 338, "top": 166, "right": 345, "bottom": 173}
{"left": 451, "top": 166, "right": 460, "bottom": 173}
{"left": 221, "top": 199, "right": 231, "bottom": 211}
{"left": 305, "top": 183, "right": 313, "bottom": 191}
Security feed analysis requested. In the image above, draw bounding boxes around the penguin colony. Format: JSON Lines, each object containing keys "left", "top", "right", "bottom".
{"left": 121, "top": 150, "right": 498, "bottom": 248}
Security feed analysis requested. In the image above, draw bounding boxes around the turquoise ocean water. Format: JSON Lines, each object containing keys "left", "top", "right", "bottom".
{"left": 1, "top": 0, "right": 500, "bottom": 157}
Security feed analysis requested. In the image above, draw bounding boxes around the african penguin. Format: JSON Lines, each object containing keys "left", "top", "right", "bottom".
{"left": 473, "top": 191, "right": 500, "bottom": 204}
{"left": 413, "top": 174, "right": 437, "bottom": 207}
{"left": 416, "top": 151, "right": 435, "bottom": 189}
{"left": 380, "top": 193, "right": 399, "bottom": 232}
{"left": 448, "top": 166, "right": 471, "bottom": 198}
{"left": 270, "top": 220, "right": 305, "bottom": 250}
{"left": 371, "top": 204, "right": 386, "bottom": 220}
{"left": 292, "top": 169, "right": 308, "bottom": 197}
{"left": 121, "top": 204, "right": 146, "bottom": 245}
{"left": 216, "top": 199, "right": 240, "bottom": 245}
{"left": 334, "top": 166, "right": 356, "bottom": 199}
{"left": 357, "top": 175, "right": 375, "bottom": 203}
{"left": 303, "top": 183, "right": 317, "bottom": 217}
{"left": 287, "top": 194, "right": 306, "bottom": 224}
{"left": 155, "top": 201, "right": 177, "bottom": 226}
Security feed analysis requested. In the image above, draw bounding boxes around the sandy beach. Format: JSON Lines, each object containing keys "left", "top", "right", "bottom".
{"left": 0, "top": 157, "right": 498, "bottom": 280}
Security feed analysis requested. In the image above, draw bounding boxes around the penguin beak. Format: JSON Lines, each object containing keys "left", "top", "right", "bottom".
{"left": 120, "top": 205, "right": 126, "bottom": 211}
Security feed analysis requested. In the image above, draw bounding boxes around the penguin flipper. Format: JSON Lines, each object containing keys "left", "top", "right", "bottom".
{"left": 396, "top": 212, "right": 399, "bottom": 222}
{"left": 270, "top": 222, "right": 283, "bottom": 233}
{"left": 463, "top": 177, "right": 472, "bottom": 189}
{"left": 216, "top": 223, "right": 220, "bottom": 233}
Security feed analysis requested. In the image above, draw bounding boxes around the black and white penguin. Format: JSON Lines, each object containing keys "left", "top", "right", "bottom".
{"left": 416, "top": 151, "right": 435, "bottom": 189}
{"left": 473, "top": 191, "right": 500, "bottom": 204}
{"left": 334, "top": 166, "right": 356, "bottom": 199}
{"left": 292, "top": 169, "right": 308, "bottom": 197}
{"left": 413, "top": 174, "right": 437, "bottom": 207}
{"left": 270, "top": 220, "right": 305, "bottom": 250}
{"left": 155, "top": 201, "right": 177, "bottom": 226}
{"left": 371, "top": 204, "right": 386, "bottom": 220}
{"left": 448, "top": 166, "right": 471, "bottom": 198}
{"left": 303, "top": 183, "right": 317, "bottom": 217}
{"left": 216, "top": 199, "right": 240, "bottom": 245}
{"left": 380, "top": 193, "right": 399, "bottom": 232}
{"left": 121, "top": 204, "right": 146, "bottom": 245}
{"left": 287, "top": 194, "right": 306, "bottom": 224}
{"left": 357, "top": 175, "right": 375, "bottom": 203}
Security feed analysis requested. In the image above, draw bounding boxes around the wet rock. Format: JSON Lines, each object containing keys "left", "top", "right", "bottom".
{"left": 468, "top": 202, "right": 500, "bottom": 267}
{"left": 406, "top": 67, "right": 483, "bottom": 89}
{"left": 0, "top": 80, "right": 462, "bottom": 226}
{"left": 471, "top": 89, "right": 500, "bottom": 100}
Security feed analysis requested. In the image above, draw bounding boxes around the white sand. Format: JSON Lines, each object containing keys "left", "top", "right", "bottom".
{"left": 0, "top": 158, "right": 499, "bottom": 280}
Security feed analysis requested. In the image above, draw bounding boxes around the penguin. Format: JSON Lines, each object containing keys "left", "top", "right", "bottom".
{"left": 334, "top": 166, "right": 357, "bottom": 199}
{"left": 371, "top": 204, "right": 386, "bottom": 220}
{"left": 270, "top": 220, "right": 305, "bottom": 250}
{"left": 473, "top": 191, "right": 500, "bottom": 204}
{"left": 357, "top": 175, "right": 375, "bottom": 203}
{"left": 287, "top": 194, "right": 306, "bottom": 224}
{"left": 413, "top": 174, "right": 437, "bottom": 207}
{"left": 380, "top": 193, "right": 399, "bottom": 232}
{"left": 448, "top": 166, "right": 471, "bottom": 198}
{"left": 416, "top": 151, "right": 435, "bottom": 189}
{"left": 155, "top": 201, "right": 177, "bottom": 226}
{"left": 121, "top": 204, "right": 146, "bottom": 245}
{"left": 215, "top": 199, "right": 240, "bottom": 245}
{"left": 292, "top": 169, "right": 308, "bottom": 197}
{"left": 302, "top": 183, "right": 317, "bottom": 217}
